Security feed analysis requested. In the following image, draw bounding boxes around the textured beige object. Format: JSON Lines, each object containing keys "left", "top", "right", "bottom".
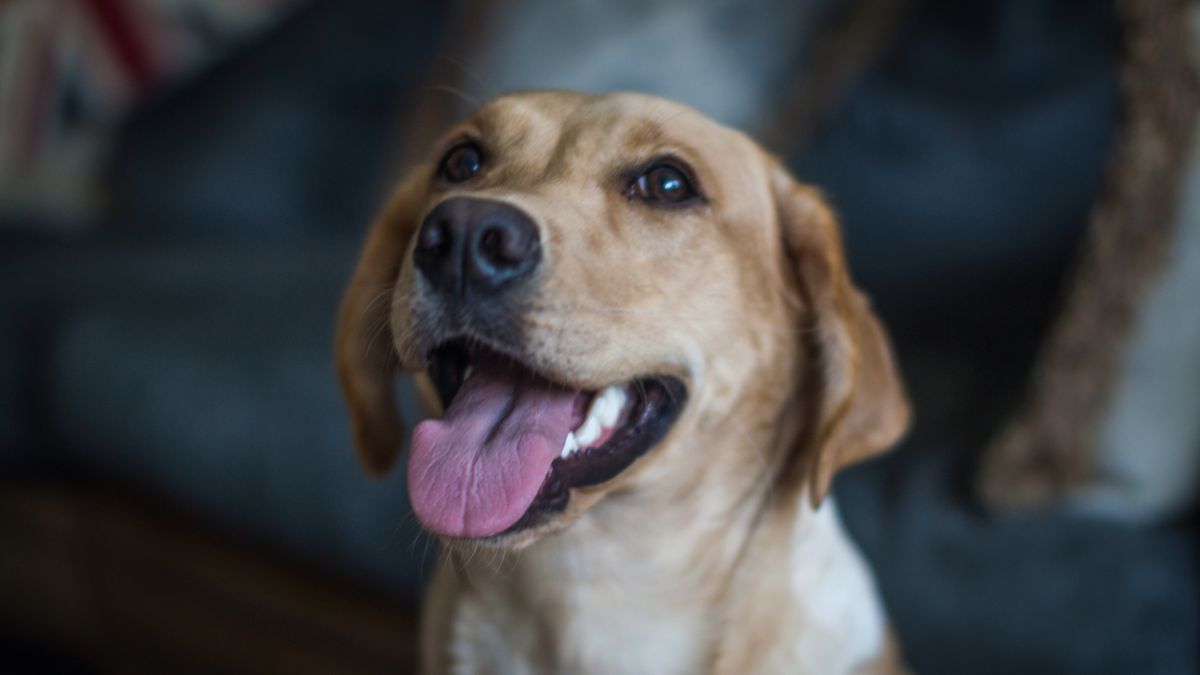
{"left": 979, "top": 0, "right": 1200, "bottom": 519}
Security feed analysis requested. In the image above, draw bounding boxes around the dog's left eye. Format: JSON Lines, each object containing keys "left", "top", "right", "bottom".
{"left": 628, "top": 162, "right": 699, "bottom": 206}
{"left": 439, "top": 142, "right": 483, "bottom": 182}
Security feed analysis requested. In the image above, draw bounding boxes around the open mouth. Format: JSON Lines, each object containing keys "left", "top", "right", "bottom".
{"left": 408, "top": 339, "right": 686, "bottom": 540}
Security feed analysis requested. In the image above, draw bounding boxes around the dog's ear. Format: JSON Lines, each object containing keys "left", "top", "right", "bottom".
{"left": 770, "top": 162, "right": 910, "bottom": 506}
{"left": 335, "top": 170, "right": 428, "bottom": 476}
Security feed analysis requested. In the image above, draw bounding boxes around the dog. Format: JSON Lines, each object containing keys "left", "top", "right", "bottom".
{"left": 336, "top": 91, "right": 910, "bottom": 674}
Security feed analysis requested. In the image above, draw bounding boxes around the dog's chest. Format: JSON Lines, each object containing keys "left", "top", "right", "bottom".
{"left": 450, "top": 583, "right": 707, "bottom": 675}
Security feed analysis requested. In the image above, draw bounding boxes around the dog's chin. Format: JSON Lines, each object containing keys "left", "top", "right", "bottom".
{"left": 450, "top": 510, "right": 575, "bottom": 551}
{"left": 411, "top": 337, "right": 687, "bottom": 546}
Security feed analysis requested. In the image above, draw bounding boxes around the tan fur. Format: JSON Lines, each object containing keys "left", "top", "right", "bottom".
{"left": 336, "top": 91, "right": 910, "bottom": 674}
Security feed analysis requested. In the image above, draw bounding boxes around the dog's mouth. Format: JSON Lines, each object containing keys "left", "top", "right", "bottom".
{"left": 408, "top": 339, "right": 686, "bottom": 540}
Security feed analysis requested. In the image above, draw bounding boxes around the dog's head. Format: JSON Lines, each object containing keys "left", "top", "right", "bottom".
{"left": 336, "top": 91, "right": 908, "bottom": 547}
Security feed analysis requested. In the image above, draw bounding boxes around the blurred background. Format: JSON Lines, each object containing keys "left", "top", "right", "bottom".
{"left": 1, "top": 0, "right": 1196, "bottom": 673}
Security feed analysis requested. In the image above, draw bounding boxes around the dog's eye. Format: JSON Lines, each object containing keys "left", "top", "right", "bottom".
{"left": 628, "top": 162, "right": 698, "bottom": 205}
{"left": 439, "top": 143, "right": 483, "bottom": 182}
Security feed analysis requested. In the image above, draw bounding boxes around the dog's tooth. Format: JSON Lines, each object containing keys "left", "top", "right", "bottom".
{"left": 591, "top": 395, "right": 611, "bottom": 429}
{"left": 598, "top": 386, "right": 626, "bottom": 427}
{"left": 578, "top": 396, "right": 603, "bottom": 435}
{"left": 560, "top": 431, "right": 579, "bottom": 458}
{"left": 462, "top": 365, "right": 474, "bottom": 382}
{"left": 575, "top": 415, "right": 601, "bottom": 448}
{"left": 573, "top": 385, "right": 626, "bottom": 450}
{"left": 593, "top": 388, "right": 611, "bottom": 424}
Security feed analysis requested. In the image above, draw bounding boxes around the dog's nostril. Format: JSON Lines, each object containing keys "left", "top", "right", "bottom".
{"left": 478, "top": 223, "right": 531, "bottom": 268}
{"left": 418, "top": 220, "right": 449, "bottom": 252}
{"left": 480, "top": 226, "right": 505, "bottom": 260}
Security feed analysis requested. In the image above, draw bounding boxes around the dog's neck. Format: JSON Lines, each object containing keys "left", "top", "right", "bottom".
{"left": 435, "top": 424, "right": 892, "bottom": 674}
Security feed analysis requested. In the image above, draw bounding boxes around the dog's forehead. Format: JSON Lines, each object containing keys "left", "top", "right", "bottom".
{"left": 471, "top": 91, "right": 751, "bottom": 168}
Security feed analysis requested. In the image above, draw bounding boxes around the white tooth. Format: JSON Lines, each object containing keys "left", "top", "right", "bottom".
{"left": 583, "top": 388, "right": 612, "bottom": 434}
{"left": 575, "top": 415, "right": 601, "bottom": 448}
{"left": 594, "top": 390, "right": 608, "bottom": 424}
{"left": 560, "top": 431, "right": 579, "bottom": 458}
{"left": 598, "top": 386, "right": 626, "bottom": 427}
{"left": 604, "top": 386, "right": 624, "bottom": 417}
{"left": 463, "top": 365, "right": 474, "bottom": 381}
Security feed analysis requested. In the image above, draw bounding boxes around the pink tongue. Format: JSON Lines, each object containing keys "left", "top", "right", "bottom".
{"left": 408, "top": 361, "right": 579, "bottom": 538}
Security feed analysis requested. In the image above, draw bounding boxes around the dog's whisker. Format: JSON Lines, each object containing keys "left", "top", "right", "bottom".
{"left": 358, "top": 285, "right": 395, "bottom": 320}
{"left": 361, "top": 312, "right": 393, "bottom": 360}
{"left": 427, "top": 81, "right": 485, "bottom": 109}
{"left": 435, "top": 54, "right": 499, "bottom": 100}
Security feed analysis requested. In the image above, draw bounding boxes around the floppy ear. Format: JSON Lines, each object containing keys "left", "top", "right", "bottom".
{"left": 770, "top": 163, "right": 910, "bottom": 506}
{"left": 335, "top": 171, "right": 428, "bottom": 476}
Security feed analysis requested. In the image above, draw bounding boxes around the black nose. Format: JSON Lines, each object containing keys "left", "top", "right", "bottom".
{"left": 414, "top": 197, "right": 541, "bottom": 296}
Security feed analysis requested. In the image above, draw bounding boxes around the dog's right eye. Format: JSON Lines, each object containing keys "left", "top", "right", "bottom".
{"left": 439, "top": 143, "right": 483, "bottom": 182}
{"left": 626, "top": 160, "right": 702, "bottom": 207}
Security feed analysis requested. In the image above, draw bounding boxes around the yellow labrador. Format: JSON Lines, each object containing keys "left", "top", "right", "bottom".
{"left": 336, "top": 91, "right": 910, "bottom": 674}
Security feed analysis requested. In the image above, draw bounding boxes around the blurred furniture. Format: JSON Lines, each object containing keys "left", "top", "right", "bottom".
{"left": 1, "top": 481, "right": 418, "bottom": 673}
{"left": 981, "top": 0, "right": 1200, "bottom": 521}
{"left": 1, "top": 2, "right": 451, "bottom": 671}
{"left": 0, "top": 0, "right": 296, "bottom": 226}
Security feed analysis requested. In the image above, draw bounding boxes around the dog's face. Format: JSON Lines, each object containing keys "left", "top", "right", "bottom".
{"left": 337, "top": 91, "right": 908, "bottom": 548}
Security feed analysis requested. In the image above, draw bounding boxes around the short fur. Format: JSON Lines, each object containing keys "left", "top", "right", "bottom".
{"left": 336, "top": 91, "right": 910, "bottom": 674}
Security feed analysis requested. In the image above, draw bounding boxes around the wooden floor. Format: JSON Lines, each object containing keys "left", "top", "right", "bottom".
{"left": 0, "top": 480, "right": 419, "bottom": 674}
